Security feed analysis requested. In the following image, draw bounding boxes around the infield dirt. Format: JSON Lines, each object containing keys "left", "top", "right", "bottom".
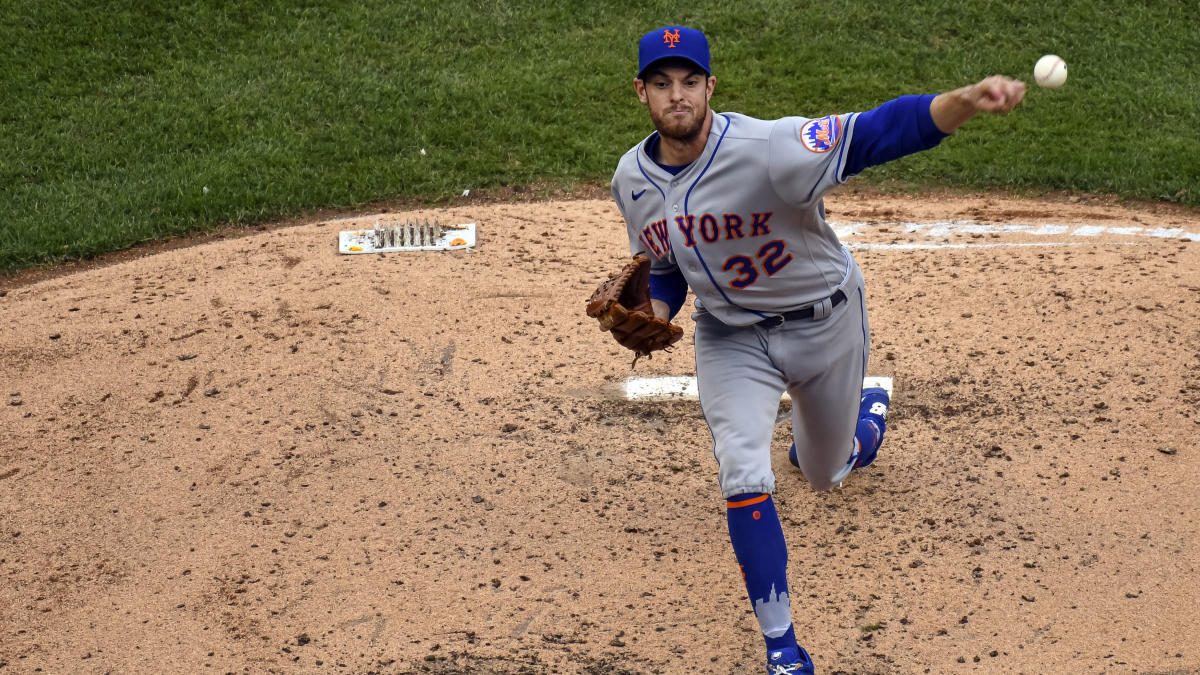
{"left": 2, "top": 190, "right": 1198, "bottom": 674}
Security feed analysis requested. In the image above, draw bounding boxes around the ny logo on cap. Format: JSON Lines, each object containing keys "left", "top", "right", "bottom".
{"left": 662, "top": 29, "right": 680, "bottom": 48}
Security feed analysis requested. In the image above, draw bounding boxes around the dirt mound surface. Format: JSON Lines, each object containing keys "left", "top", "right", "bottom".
{"left": 2, "top": 191, "right": 1198, "bottom": 673}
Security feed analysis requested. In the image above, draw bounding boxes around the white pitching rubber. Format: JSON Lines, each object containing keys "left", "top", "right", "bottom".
{"left": 624, "top": 375, "right": 893, "bottom": 401}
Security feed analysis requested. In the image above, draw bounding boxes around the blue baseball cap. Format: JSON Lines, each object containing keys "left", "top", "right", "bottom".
{"left": 637, "top": 26, "right": 711, "bottom": 79}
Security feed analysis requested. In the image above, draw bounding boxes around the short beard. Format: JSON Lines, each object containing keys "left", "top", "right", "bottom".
{"left": 652, "top": 103, "right": 708, "bottom": 144}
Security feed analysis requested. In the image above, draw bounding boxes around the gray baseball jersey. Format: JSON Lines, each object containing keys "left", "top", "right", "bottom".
{"left": 611, "top": 112, "right": 857, "bottom": 326}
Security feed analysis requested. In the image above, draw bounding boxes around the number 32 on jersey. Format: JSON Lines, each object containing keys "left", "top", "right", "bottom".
{"left": 723, "top": 240, "right": 793, "bottom": 288}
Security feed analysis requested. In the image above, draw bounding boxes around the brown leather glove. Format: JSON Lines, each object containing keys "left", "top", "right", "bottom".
{"left": 586, "top": 255, "right": 684, "bottom": 361}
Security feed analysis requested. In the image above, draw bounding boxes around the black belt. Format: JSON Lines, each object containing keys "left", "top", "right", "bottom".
{"left": 756, "top": 289, "right": 847, "bottom": 327}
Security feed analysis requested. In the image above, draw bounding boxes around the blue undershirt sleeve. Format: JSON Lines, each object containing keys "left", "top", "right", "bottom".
{"left": 648, "top": 267, "right": 689, "bottom": 320}
{"left": 842, "top": 93, "right": 948, "bottom": 178}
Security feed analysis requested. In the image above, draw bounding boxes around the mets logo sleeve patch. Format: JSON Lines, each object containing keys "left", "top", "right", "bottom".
{"left": 799, "top": 115, "right": 842, "bottom": 153}
{"left": 769, "top": 114, "right": 856, "bottom": 207}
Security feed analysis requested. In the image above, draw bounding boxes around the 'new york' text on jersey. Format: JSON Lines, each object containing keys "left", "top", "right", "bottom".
{"left": 611, "top": 112, "right": 858, "bottom": 326}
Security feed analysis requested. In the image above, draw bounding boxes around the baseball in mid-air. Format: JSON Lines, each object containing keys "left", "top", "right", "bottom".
{"left": 1034, "top": 54, "right": 1068, "bottom": 88}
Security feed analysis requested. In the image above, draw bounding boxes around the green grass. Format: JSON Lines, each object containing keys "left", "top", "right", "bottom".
{"left": 2, "top": 0, "right": 1197, "bottom": 274}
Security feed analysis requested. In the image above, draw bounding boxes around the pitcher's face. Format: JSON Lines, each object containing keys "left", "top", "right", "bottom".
{"left": 637, "top": 64, "right": 714, "bottom": 142}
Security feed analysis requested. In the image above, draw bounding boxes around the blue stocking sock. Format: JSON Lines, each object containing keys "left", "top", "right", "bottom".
{"left": 854, "top": 390, "right": 889, "bottom": 467}
{"left": 856, "top": 418, "right": 882, "bottom": 455}
{"left": 726, "top": 493, "right": 796, "bottom": 651}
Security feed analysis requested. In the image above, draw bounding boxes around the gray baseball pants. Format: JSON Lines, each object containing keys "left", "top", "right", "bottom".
{"left": 693, "top": 257, "right": 869, "bottom": 498}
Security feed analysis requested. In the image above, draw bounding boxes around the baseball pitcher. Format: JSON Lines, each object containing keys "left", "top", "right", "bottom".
{"left": 588, "top": 25, "right": 1025, "bottom": 674}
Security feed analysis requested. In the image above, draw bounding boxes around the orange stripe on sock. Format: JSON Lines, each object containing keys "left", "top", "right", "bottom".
{"left": 726, "top": 494, "right": 769, "bottom": 509}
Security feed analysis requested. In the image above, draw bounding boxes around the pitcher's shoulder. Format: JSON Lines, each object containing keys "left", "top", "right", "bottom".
{"left": 718, "top": 112, "right": 786, "bottom": 142}
{"left": 618, "top": 135, "right": 651, "bottom": 163}
{"left": 612, "top": 136, "right": 652, "bottom": 181}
